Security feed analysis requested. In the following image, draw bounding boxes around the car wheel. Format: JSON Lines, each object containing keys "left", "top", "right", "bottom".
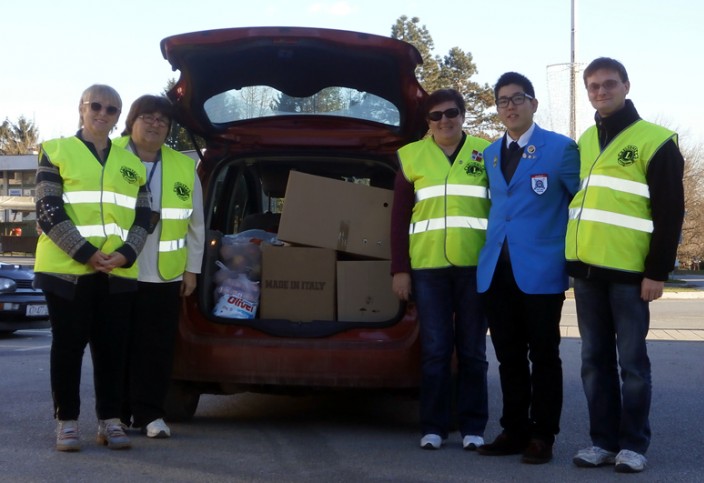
{"left": 164, "top": 380, "right": 200, "bottom": 422}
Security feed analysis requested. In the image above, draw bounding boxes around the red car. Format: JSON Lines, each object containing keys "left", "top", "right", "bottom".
{"left": 160, "top": 26, "right": 428, "bottom": 419}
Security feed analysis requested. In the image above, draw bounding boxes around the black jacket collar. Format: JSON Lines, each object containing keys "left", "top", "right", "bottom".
{"left": 594, "top": 99, "right": 641, "bottom": 148}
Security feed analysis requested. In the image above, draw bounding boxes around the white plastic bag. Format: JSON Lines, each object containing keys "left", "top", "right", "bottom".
{"left": 212, "top": 229, "right": 282, "bottom": 318}
{"left": 212, "top": 263, "right": 260, "bottom": 319}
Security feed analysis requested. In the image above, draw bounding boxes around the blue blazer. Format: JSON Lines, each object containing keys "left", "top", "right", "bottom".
{"left": 477, "top": 124, "right": 580, "bottom": 294}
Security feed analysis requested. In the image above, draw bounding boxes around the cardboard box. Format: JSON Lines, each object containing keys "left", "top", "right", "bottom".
{"left": 260, "top": 245, "right": 336, "bottom": 321}
{"left": 277, "top": 171, "right": 393, "bottom": 259}
{"left": 336, "top": 260, "right": 400, "bottom": 322}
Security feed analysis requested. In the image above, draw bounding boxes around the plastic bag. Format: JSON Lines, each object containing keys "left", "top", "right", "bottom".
{"left": 212, "top": 262, "right": 260, "bottom": 319}
{"left": 218, "top": 229, "right": 281, "bottom": 282}
{"left": 212, "top": 229, "right": 281, "bottom": 318}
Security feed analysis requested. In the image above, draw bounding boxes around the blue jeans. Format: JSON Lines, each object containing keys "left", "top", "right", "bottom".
{"left": 412, "top": 267, "right": 488, "bottom": 438}
{"left": 574, "top": 277, "right": 652, "bottom": 454}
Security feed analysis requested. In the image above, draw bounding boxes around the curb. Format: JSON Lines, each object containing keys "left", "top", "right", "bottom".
{"left": 566, "top": 288, "right": 704, "bottom": 299}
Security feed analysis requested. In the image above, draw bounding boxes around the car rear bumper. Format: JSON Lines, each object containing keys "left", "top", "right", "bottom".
{"left": 172, "top": 317, "right": 421, "bottom": 390}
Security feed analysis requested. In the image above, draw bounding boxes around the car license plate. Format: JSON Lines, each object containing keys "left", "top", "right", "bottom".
{"left": 26, "top": 304, "right": 49, "bottom": 316}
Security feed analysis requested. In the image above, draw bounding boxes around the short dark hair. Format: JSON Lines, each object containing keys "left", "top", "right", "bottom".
{"left": 425, "top": 88, "right": 466, "bottom": 116}
{"left": 493, "top": 72, "right": 535, "bottom": 99}
{"left": 583, "top": 57, "right": 629, "bottom": 86}
{"left": 122, "top": 95, "right": 174, "bottom": 135}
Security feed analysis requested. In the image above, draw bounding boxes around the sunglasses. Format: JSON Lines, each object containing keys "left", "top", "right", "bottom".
{"left": 83, "top": 101, "right": 120, "bottom": 116}
{"left": 427, "top": 107, "right": 461, "bottom": 122}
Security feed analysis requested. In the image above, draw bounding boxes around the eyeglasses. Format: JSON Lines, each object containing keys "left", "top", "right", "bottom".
{"left": 83, "top": 101, "right": 120, "bottom": 116}
{"left": 586, "top": 79, "right": 621, "bottom": 93}
{"left": 496, "top": 93, "right": 534, "bottom": 109}
{"left": 138, "top": 114, "right": 170, "bottom": 127}
{"left": 427, "top": 108, "right": 461, "bottom": 122}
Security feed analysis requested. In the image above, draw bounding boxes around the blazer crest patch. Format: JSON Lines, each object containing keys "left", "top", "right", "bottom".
{"left": 531, "top": 174, "right": 548, "bottom": 195}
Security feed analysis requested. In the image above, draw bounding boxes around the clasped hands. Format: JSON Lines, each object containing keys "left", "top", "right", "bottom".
{"left": 89, "top": 251, "right": 127, "bottom": 273}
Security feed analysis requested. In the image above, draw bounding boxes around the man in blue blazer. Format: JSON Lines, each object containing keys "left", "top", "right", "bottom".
{"left": 476, "top": 72, "right": 580, "bottom": 464}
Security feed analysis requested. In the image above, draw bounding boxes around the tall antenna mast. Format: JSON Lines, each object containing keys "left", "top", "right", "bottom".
{"left": 569, "top": 0, "right": 577, "bottom": 140}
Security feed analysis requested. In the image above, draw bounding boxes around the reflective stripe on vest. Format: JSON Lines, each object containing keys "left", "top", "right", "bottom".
{"left": 63, "top": 190, "right": 138, "bottom": 209}
{"left": 409, "top": 216, "right": 489, "bottom": 234}
{"left": 159, "top": 238, "right": 187, "bottom": 252}
{"left": 161, "top": 207, "right": 193, "bottom": 220}
{"left": 399, "top": 135, "right": 490, "bottom": 269}
{"left": 580, "top": 174, "right": 650, "bottom": 198}
{"left": 34, "top": 136, "right": 145, "bottom": 278}
{"left": 568, "top": 207, "right": 653, "bottom": 233}
{"left": 415, "top": 184, "right": 489, "bottom": 202}
{"left": 566, "top": 120, "right": 676, "bottom": 272}
{"left": 76, "top": 223, "right": 130, "bottom": 240}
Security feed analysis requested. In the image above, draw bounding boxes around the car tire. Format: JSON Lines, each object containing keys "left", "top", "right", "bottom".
{"left": 164, "top": 380, "right": 201, "bottom": 422}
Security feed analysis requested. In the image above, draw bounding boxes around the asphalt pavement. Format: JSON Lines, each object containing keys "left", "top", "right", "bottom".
{"left": 1, "top": 254, "right": 702, "bottom": 481}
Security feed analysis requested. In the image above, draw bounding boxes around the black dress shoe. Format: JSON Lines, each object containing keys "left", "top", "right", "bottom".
{"left": 521, "top": 438, "right": 553, "bottom": 464}
{"left": 477, "top": 432, "right": 528, "bottom": 456}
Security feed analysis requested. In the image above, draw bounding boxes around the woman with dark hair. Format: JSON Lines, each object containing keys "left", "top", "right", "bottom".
{"left": 390, "top": 88, "right": 490, "bottom": 450}
{"left": 115, "top": 95, "right": 204, "bottom": 439}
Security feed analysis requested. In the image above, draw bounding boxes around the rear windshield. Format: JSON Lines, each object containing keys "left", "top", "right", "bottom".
{"left": 204, "top": 86, "right": 400, "bottom": 126}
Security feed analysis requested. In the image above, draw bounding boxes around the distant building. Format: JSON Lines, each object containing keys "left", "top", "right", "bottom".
{"left": 0, "top": 150, "right": 202, "bottom": 237}
{"left": 0, "top": 154, "right": 37, "bottom": 230}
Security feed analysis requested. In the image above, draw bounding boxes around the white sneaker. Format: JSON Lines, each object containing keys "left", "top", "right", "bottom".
{"left": 615, "top": 449, "right": 647, "bottom": 473}
{"left": 462, "top": 435, "right": 484, "bottom": 451}
{"left": 144, "top": 418, "right": 171, "bottom": 439}
{"left": 420, "top": 434, "right": 443, "bottom": 450}
{"left": 56, "top": 420, "right": 80, "bottom": 452}
{"left": 573, "top": 446, "right": 617, "bottom": 467}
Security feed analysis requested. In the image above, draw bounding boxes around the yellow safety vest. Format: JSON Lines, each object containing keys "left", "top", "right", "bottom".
{"left": 566, "top": 120, "right": 676, "bottom": 273}
{"left": 35, "top": 136, "right": 146, "bottom": 278}
{"left": 113, "top": 137, "right": 196, "bottom": 280}
{"left": 399, "top": 135, "right": 490, "bottom": 269}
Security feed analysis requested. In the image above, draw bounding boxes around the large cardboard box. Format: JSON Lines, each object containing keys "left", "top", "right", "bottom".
{"left": 260, "top": 245, "right": 336, "bottom": 321}
{"left": 277, "top": 171, "right": 393, "bottom": 259}
{"left": 336, "top": 260, "right": 400, "bottom": 322}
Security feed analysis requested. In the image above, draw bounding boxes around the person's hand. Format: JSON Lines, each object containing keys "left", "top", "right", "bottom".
{"left": 641, "top": 277, "right": 664, "bottom": 302}
{"left": 392, "top": 272, "right": 412, "bottom": 301}
{"left": 180, "top": 271, "right": 197, "bottom": 297}
{"left": 88, "top": 251, "right": 110, "bottom": 272}
{"left": 101, "top": 252, "right": 128, "bottom": 272}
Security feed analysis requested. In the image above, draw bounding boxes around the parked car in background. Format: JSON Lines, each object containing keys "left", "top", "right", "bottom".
{"left": 160, "top": 26, "right": 429, "bottom": 419}
{"left": 0, "top": 262, "right": 49, "bottom": 334}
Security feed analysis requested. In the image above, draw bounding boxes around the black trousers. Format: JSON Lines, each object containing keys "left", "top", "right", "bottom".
{"left": 47, "top": 273, "right": 134, "bottom": 421}
{"left": 123, "top": 281, "right": 181, "bottom": 428}
{"left": 482, "top": 260, "right": 564, "bottom": 443}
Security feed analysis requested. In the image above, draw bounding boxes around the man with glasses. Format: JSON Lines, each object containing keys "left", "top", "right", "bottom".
{"left": 568, "top": 57, "right": 684, "bottom": 473}
{"left": 476, "top": 72, "right": 580, "bottom": 464}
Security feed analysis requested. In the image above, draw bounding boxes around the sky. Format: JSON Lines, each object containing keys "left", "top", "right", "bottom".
{"left": 2, "top": 0, "right": 702, "bottom": 146}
